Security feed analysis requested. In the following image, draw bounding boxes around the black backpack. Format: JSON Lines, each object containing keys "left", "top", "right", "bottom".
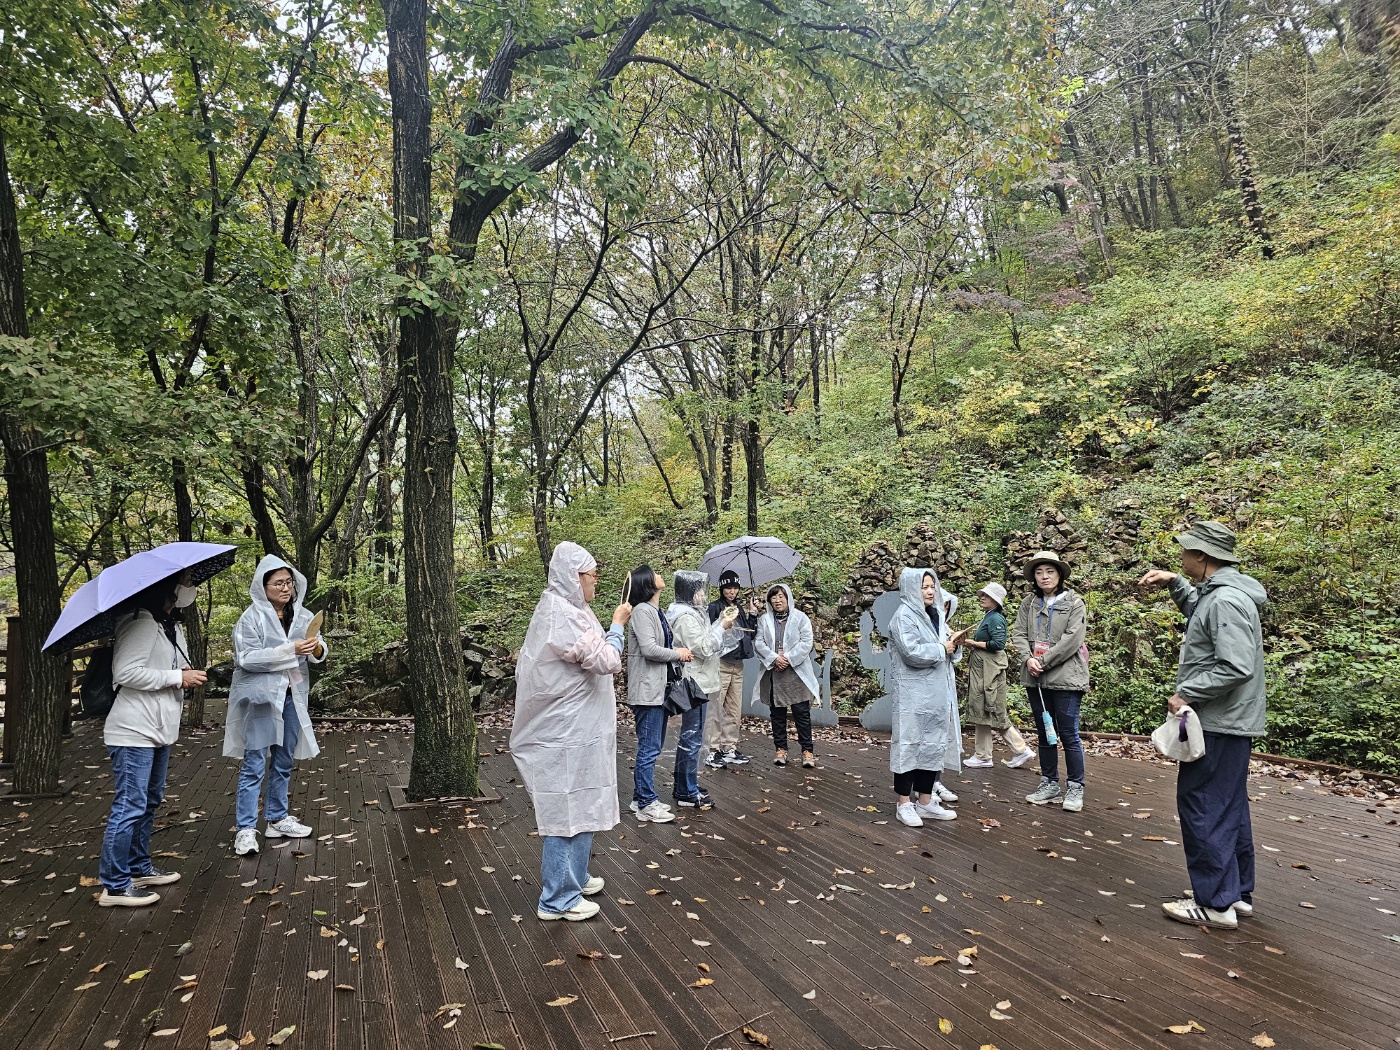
{"left": 80, "top": 646, "right": 119, "bottom": 720}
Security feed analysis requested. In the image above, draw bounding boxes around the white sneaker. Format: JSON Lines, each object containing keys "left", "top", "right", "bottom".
{"left": 582, "top": 876, "right": 605, "bottom": 896}
{"left": 896, "top": 803, "right": 924, "bottom": 827}
{"left": 934, "top": 783, "right": 958, "bottom": 803}
{"left": 963, "top": 756, "right": 993, "bottom": 768}
{"left": 1162, "top": 897, "right": 1237, "bottom": 930}
{"left": 537, "top": 898, "right": 601, "bottom": 922}
{"left": 234, "top": 828, "right": 260, "bottom": 856}
{"left": 635, "top": 801, "right": 675, "bottom": 823}
{"left": 1003, "top": 749, "right": 1036, "bottom": 769}
{"left": 914, "top": 800, "right": 957, "bottom": 821}
{"left": 629, "top": 800, "right": 672, "bottom": 814}
{"left": 1185, "top": 890, "right": 1253, "bottom": 917}
{"left": 265, "top": 816, "right": 312, "bottom": 839}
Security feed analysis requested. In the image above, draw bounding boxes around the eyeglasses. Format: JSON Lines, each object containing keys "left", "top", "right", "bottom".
{"left": 580, "top": 570, "right": 601, "bottom": 580}
{"left": 266, "top": 579, "right": 296, "bottom": 589}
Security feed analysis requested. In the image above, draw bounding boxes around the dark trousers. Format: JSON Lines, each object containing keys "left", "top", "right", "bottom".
{"left": 893, "top": 768, "right": 940, "bottom": 797}
{"left": 770, "top": 701, "right": 814, "bottom": 753}
{"left": 1177, "top": 731, "right": 1255, "bottom": 910}
{"left": 1028, "top": 686, "right": 1086, "bottom": 785}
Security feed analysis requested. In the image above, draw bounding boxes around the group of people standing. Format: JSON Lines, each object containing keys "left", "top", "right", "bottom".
{"left": 97, "top": 554, "right": 326, "bottom": 907}
{"left": 512, "top": 520, "right": 1268, "bottom": 936}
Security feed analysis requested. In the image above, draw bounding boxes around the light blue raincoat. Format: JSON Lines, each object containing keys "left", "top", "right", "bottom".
{"left": 887, "top": 567, "right": 962, "bottom": 775}
{"left": 222, "top": 554, "right": 325, "bottom": 760}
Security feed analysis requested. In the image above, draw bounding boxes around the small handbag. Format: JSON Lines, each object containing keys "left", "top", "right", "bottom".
{"left": 1151, "top": 705, "right": 1205, "bottom": 762}
{"left": 664, "top": 673, "right": 709, "bottom": 716}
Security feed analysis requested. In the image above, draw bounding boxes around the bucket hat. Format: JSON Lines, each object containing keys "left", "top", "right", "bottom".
{"left": 1174, "top": 521, "right": 1241, "bottom": 564}
{"left": 1023, "top": 550, "right": 1072, "bottom": 583}
{"left": 977, "top": 582, "right": 1008, "bottom": 609}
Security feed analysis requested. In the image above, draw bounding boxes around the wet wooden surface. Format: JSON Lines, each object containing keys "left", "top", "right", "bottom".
{"left": 1, "top": 715, "right": 1397, "bottom": 1050}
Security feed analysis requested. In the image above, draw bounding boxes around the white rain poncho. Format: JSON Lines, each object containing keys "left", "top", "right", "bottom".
{"left": 223, "top": 554, "right": 325, "bottom": 761}
{"left": 666, "top": 570, "right": 725, "bottom": 695}
{"left": 754, "top": 583, "right": 821, "bottom": 703}
{"left": 511, "top": 542, "right": 622, "bottom": 838}
{"left": 887, "top": 567, "right": 962, "bottom": 776}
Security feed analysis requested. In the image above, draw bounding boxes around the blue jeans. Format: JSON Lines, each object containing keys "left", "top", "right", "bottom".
{"left": 1027, "top": 686, "right": 1085, "bottom": 786}
{"left": 99, "top": 745, "right": 170, "bottom": 892}
{"left": 630, "top": 704, "right": 668, "bottom": 806}
{"left": 236, "top": 695, "right": 299, "bottom": 830}
{"left": 539, "top": 831, "right": 594, "bottom": 914}
{"left": 672, "top": 703, "right": 707, "bottom": 800}
{"left": 1178, "top": 732, "right": 1255, "bottom": 910}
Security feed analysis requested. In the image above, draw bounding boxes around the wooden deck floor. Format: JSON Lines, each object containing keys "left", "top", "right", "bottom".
{"left": 1, "top": 715, "right": 1398, "bottom": 1050}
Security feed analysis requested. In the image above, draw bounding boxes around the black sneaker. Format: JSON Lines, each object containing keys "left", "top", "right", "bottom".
{"left": 132, "top": 867, "right": 181, "bottom": 887}
{"left": 704, "top": 750, "right": 726, "bottom": 770}
{"left": 674, "top": 792, "right": 716, "bottom": 810}
{"left": 722, "top": 749, "right": 751, "bottom": 766}
{"left": 98, "top": 886, "right": 160, "bottom": 908}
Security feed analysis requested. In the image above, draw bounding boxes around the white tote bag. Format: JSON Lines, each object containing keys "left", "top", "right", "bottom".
{"left": 1151, "top": 706, "right": 1205, "bottom": 762}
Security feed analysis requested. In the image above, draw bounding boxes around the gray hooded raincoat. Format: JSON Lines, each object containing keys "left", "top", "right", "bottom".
{"left": 223, "top": 554, "right": 325, "bottom": 761}
{"left": 887, "top": 568, "right": 963, "bottom": 776}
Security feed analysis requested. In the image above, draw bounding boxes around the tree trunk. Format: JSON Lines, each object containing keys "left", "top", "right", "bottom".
{"left": 1215, "top": 69, "right": 1275, "bottom": 258}
{"left": 0, "top": 128, "right": 68, "bottom": 794}
{"left": 384, "top": 0, "right": 478, "bottom": 800}
{"left": 373, "top": 409, "right": 400, "bottom": 581}
{"left": 1064, "top": 120, "right": 1114, "bottom": 275}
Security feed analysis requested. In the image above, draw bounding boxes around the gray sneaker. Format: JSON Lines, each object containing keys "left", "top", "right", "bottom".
{"left": 1025, "top": 778, "right": 1062, "bottom": 805}
{"left": 1061, "top": 782, "right": 1085, "bottom": 812}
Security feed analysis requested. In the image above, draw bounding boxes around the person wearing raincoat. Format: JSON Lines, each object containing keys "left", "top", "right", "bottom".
{"left": 754, "top": 583, "right": 821, "bottom": 768}
{"left": 666, "top": 570, "right": 726, "bottom": 809}
{"left": 225, "top": 555, "right": 326, "bottom": 857}
{"left": 887, "top": 568, "right": 963, "bottom": 827}
{"left": 963, "top": 582, "right": 1035, "bottom": 769}
{"left": 512, "top": 542, "right": 633, "bottom": 921}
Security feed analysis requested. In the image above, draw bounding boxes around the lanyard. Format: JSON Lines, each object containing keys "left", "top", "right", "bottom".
{"left": 1034, "top": 598, "right": 1057, "bottom": 643}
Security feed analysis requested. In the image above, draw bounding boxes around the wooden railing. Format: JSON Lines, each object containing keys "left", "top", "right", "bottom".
{"left": 1, "top": 615, "right": 98, "bottom": 766}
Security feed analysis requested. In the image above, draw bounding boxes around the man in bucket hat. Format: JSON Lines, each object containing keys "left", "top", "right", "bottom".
{"left": 1139, "top": 521, "right": 1269, "bottom": 930}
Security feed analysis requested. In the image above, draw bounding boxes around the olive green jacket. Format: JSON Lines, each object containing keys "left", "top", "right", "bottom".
{"left": 1167, "top": 567, "right": 1268, "bottom": 737}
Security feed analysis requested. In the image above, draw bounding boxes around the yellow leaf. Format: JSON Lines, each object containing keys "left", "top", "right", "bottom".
{"left": 544, "top": 959, "right": 565, "bottom": 967}
{"left": 915, "top": 956, "right": 948, "bottom": 967}
{"left": 690, "top": 978, "right": 714, "bottom": 988}
{"left": 209, "top": 1027, "right": 228, "bottom": 1038}
{"left": 124, "top": 969, "right": 149, "bottom": 983}
{"left": 1251, "top": 1035, "right": 1276, "bottom": 1048}
{"left": 742, "top": 1027, "right": 771, "bottom": 1047}
{"left": 546, "top": 996, "right": 577, "bottom": 1008}
{"left": 268, "top": 1025, "right": 297, "bottom": 1046}
{"left": 939, "top": 1018, "right": 953, "bottom": 1034}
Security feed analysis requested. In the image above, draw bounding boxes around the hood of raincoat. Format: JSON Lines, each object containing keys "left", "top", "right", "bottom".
{"left": 672, "top": 570, "right": 709, "bottom": 607}
{"left": 897, "top": 568, "right": 945, "bottom": 635}
{"left": 765, "top": 582, "right": 796, "bottom": 616}
{"left": 941, "top": 587, "right": 960, "bottom": 624}
{"left": 250, "top": 553, "right": 309, "bottom": 634}
{"left": 546, "top": 541, "right": 596, "bottom": 608}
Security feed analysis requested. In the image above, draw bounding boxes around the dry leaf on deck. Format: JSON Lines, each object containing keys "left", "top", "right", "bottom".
{"left": 151, "top": 1030, "right": 179, "bottom": 1038}
{"left": 307, "top": 970, "right": 328, "bottom": 981}
{"left": 544, "top": 958, "right": 565, "bottom": 967}
{"left": 546, "top": 996, "right": 577, "bottom": 1008}
{"left": 915, "top": 956, "right": 948, "bottom": 967}
{"left": 1163, "top": 1020, "right": 1206, "bottom": 1034}
{"left": 802, "top": 989, "right": 816, "bottom": 1000}
{"left": 209, "top": 1026, "right": 228, "bottom": 1038}
{"left": 268, "top": 1026, "right": 297, "bottom": 1046}
{"left": 690, "top": 978, "right": 714, "bottom": 988}
{"left": 742, "top": 1027, "right": 771, "bottom": 1047}
{"left": 123, "top": 969, "right": 149, "bottom": 984}
{"left": 1251, "top": 1035, "right": 1276, "bottom": 1048}
{"left": 578, "top": 950, "right": 604, "bottom": 960}
{"left": 989, "top": 1009, "right": 1013, "bottom": 1021}
{"left": 894, "top": 933, "right": 912, "bottom": 945}
{"left": 938, "top": 1019, "right": 953, "bottom": 1034}
{"left": 432, "top": 1003, "right": 466, "bottom": 1019}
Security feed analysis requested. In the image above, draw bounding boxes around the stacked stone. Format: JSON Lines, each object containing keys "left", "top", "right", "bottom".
{"left": 309, "top": 622, "right": 517, "bottom": 717}
{"left": 1002, "top": 507, "right": 1090, "bottom": 599}
{"left": 837, "top": 524, "right": 993, "bottom": 616}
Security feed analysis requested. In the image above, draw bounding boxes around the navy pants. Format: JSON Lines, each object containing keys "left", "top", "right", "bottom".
{"left": 1177, "top": 730, "right": 1255, "bottom": 910}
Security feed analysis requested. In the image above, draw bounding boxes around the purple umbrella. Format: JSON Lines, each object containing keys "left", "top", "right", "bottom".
{"left": 43, "top": 542, "right": 238, "bottom": 652}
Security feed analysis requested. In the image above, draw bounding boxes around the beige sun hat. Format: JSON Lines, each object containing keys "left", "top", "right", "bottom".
{"left": 977, "top": 582, "right": 1008, "bottom": 609}
{"left": 1023, "top": 550, "right": 1072, "bottom": 583}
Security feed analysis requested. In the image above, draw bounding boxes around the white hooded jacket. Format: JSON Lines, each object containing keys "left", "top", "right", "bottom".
{"left": 887, "top": 567, "right": 962, "bottom": 776}
{"left": 511, "top": 542, "right": 622, "bottom": 838}
{"left": 754, "top": 583, "right": 821, "bottom": 704}
{"left": 222, "top": 554, "right": 325, "bottom": 761}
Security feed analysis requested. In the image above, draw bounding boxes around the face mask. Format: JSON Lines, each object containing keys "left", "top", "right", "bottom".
{"left": 175, "top": 584, "right": 199, "bottom": 608}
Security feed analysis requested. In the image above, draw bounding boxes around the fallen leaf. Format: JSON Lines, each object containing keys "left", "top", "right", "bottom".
{"left": 209, "top": 1028, "right": 228, "bottom": 1039}
{"left": 578, "top": 950, "right": 604, "bottom": 960}
{"left": 472, "top": 907, "right": 490, "bottom": 916}
{"left": 90, "top": 962, "right": 110, "bottom": 973}
{"left": 894, "top": 933, "right": 912, "bottom": 945}
{"left": 1251, "top": 1035, "right": 1276, "bottom": 1048}
{"left": 79, "top": 876, "right": 100, "bottom": 887}
{"left": 440, "top": 879, "right": 458, "bottom": 888}
{"left": 348, "top": 914, "right": 366, "bottom": 926}
{"left": 990, "top": 1008, "right": 1013, "bottom": 1021}
{"left": 268, "top": 1026, "right": 297, "bottom": 1046}
{"left": 691, "top": 939, "right": 711, "bottom": 947}
{"left": 544, "top": 959, "right": 565, "bottom": 967}
{"left": 151, "top": 1030, "right": 179, "bottom": 1038}
{"left": 455, "top": 957, "right": 469, "bottom": 970}
{"left": 915, "top": 956, "right": 949, "bottom": 966}
{"left": 546, "top": 996, "right": 577, "bottom": 1008}
{"left": 802, "top": 989, "right": 816, "bottom": 1000}
{"left": 73, "top": 981, "right": 99, "bottom": 991}
{"left": 996, "top": 1000, "right": 1012, "bottom": 1010}
{"left": 742, "top": 1027, "right": 771, "bottom": 1047}
{"left": 690, "top": 978, "right": 714, "bottom": 988}
{"left": 1164, "top": 1020, "right": 1206, "bottom": 1034}
{"left": 124, "top": 969, "right": 149, "bottom": 984}
{"left": 1264, "top": 945, "right": 1285, "bottom": 955}
{"left": 1299, "top": 901, "right": 1317, "bottom": 909}
{"left": 211, "top": 1041, "right": 239, "bottom": 1050}
{"left": 938, "top": 1018, "right": 953, "bottom": 1034}
{"left": 307, "top": 970, "right": 329, "bottom": 981}
{"left": 432, "top": 1003, "right": 466, "bottom": 1019}
{"left": 335, "top": 985, "right": 355, "bottom": 992}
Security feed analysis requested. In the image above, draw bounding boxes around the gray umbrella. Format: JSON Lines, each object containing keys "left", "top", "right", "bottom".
{"left": 698, "top": 536, "right": 802, "bottom": 588}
